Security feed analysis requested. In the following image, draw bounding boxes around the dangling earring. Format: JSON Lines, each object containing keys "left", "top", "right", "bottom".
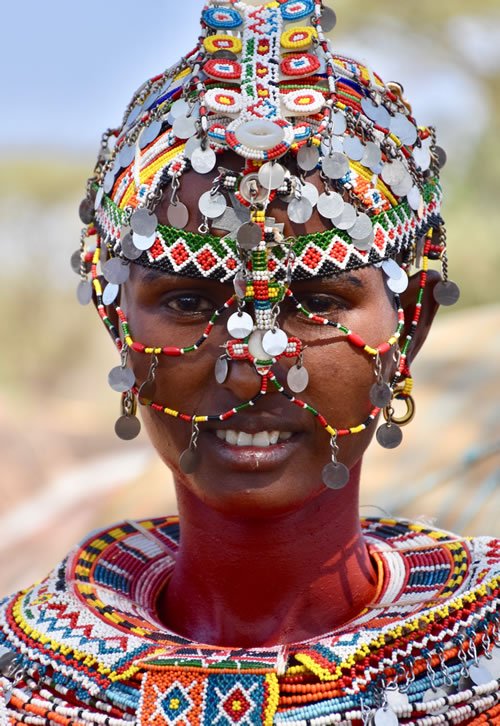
{"left": 115, "top": 390, "right": 141, "bottom": 440}
{"left": 139, "top": 354, "right": 159, "bottom": 405}
{"left": 369, "top": 352, "right": 392, "bottom": 408}
{"left": 179, "top": 420, "right": 201, "bottom": 474}
{"left": 322, "top": 434, "right": 350, "bottom": 490}
{"left": 376, "top": 375, "right": 415, "bottom": 450}
{"left": 215, "top": 352, "right": 230, "bottom": 384}
{"left": 287, "top": 348, "right": 309, "bottom": 393}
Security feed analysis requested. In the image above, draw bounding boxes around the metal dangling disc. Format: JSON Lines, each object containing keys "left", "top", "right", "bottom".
{"left": 103, "top": 170, "right": 116, "bottom": 194}
{"left": 248, "top": 329, "right": 268, "bottom": 361}
{"left": 370, "top": 382, "right": 392, "bottom": 408}
{"left": 413, "top": 143, "right": 432, "bottom": 171}
{"left": 170, "top": 98, "right": 190, "bottom": 120}
{"left": 115, "top": 415, "right": 141, "bottom": 441}
{"left": 130, "top": 208, "right": 158, "bottom": 237}
{"left": 102, "top": 282, "right": 120, "bottom": 306}
{"left": 300, "top": 182, "right": 319, "bottom": 207}
{"left": 172, "top": 114, "right": 197, "bottom": 140}
{"left": 407, "top": 185, "right": 423, "bottom": 211}
{"left": 322, "top": 152, "right": 349, "bottom": 180}
{"left": 237, "top": 221, "right": 262, "bottom": 250}
{"left": 479, "top": 646, "right": 500, "bottom": 678}
{"left": 199, "top": 191, "right": 227, "bottom": 219}
{"left": 332, "top": 203, "right": 357, "bottom": 231}
{"left": 233, "top": 273, "right": 247, "bottom": 298}
{"left": 376, "top": 423, "right": 403, "bottom": 449}
{"left": 353, "top": 229, "right": 374, "bottom": 252}
{"left": 319, "top": 6, "right": 337, "bottom": 31}
{"left": 262, "top": 329, "right": 288, "bottom": 357}
{"left": 344, "top": 136, "right": 365, "bottom": 162}
{"left": 179, "top": 447, "right": 200, "bottom": 474}
{"left": 70, "top": 250, "right": 82, "bottom": 274}
{"left": 317, "top": 191, "right": 344, "bottom": 220}
{"left": 239, "top": 173, "right": 268, "bottom": 204}
{"left": 349, "top": 213, "right": 373, "bottom": 241}
{"left": 118, "top": 144, "right": 135, "bottom": 169}
{"left": 76, "top": 280, "right": 93, "bottom": 306}
{"left": 381, "top": 160, "right": 406, "bottom": 187}
{"left": 94, "top": 186, "right": 104, "bottom": 211}
{"left": 288, "top": 197, "right": 313, "bottom": 224}
{"left": 433, "top": 280, "right": 461, "bottom": 307}
{"left": 387, "top": 272, "right": 409, "bottom": 294}
{"left": 385, "top": 689, "right": 410, "bottom": 710}
{"left": 422, "top": 688, "right": 449, "bottom": 716}
{"left": 332, "top": 110, "right": 347, "bottom": 136}
{"left": 373, "top": 707, "right": 399, "bottom": 726}
{"left": 184, "top": 135, "right": 202, "bottom": 159}
{"left": 215, "top": 357, "right": 229, "bottom": 384}
{"left": 362, "top": 141, "right": 382, "bottom": 171}
{"left": 322, "top": 462, "right": 350, "bottom": 490}
{"left": 139, "top": 120, "right": 163, "bottom": 150}
{"left": 167, "top": 201, "right": 190, "bottom": 229}
{"left": 103, "top": 257, "right": 130, "bottom": 284}
{"left": 79, "top": 198, "right": 94, "bottom": 224}
{"left": 227, "top": 311, "right": 254, "bottom": 339}
{"left": 191, "top": 146, "right": 217, "bottom": 174}
{"left": 390, "top": 113, "right": 417, "bottom": 146}
{"left": 287, "top": 365, "right": 309, "bottom": 393}
{"left": 121, "top": 231, "right": 143, "bottom": 260}
{"left": 391, "top": 172, "right": 413, "bottom": 198}
{"left": 258, "top": 162, "right": 286, "bottom": 190}
{"left": 138, "top": 379, "right": 156, "bottom": 406}
{"left": 469, "top": 664, "right": 493, "bottom": 686}
{"left": 108, "top": 365, "right": 136, "bottom": 393}
{"left": 297, "top": 145, "right": 320, "bottom": 172}
{"left": 132, "top": 231, "right": 156, "bottom": 251}
{"left": 435, "top": 146, "right": 447, "bottom": 169}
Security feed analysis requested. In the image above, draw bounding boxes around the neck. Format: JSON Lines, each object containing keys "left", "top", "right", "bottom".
{"left": 158, "top": 461, "right": 378, "bottom": 648}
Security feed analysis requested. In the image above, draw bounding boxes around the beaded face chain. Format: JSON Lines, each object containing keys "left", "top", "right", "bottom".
{"left": 75, "top": 0, "right": 461, "bottom": 487}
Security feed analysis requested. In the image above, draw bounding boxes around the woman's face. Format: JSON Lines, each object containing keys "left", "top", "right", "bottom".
{"left": 121, "top": 164, "right": 400, "bottom": 518}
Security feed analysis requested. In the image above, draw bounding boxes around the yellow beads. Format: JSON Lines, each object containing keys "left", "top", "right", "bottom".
{"left": 281, "top": 27, "right": 317, "bottom": 50}
{"left": 203, "top": 35, "right": 242, "bottom": 55}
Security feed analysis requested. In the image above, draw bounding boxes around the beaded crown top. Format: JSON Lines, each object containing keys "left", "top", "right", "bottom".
{"left": 79, "top": 0, "right": 445, "bottom": 286}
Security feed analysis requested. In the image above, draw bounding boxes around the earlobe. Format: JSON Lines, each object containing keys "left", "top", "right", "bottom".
{"left": 399, "top": 269, "right": 442, "bottom": 365}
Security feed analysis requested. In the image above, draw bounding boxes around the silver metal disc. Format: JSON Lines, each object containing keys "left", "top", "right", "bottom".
{"left": 390, "top": 113, "right": 417, "bottom": 146}
{"left": 227, "top": 311, "right": 254, "bottom": 339}
{"left": 297, "top": 145, "right": 320, "bottom": 172}
{"left": 370, "top": 382, "right": 392, "bottom": 408}
{"left": 132, "top": 231, "right": 156, "bottom": 251}
{"left": 138, "top": 380, "right": 156, "bottom": 406}
{"left": 479, "top": 645, "right": 500, "bottom": 678}
{"left": 233, "top": 273, "right": 247, "bottom": 298}
{"left": 103, "top": 257, "right": 130, "bottom": 284}
{"left": 322, "top": 152, "right": 349, "bottom": 180}
{"left": 239, "top": 173, "right": 268, "bottom": 204}
{"left": 387, "top": 273, "right": 409, "bottom": 294}
{"left": 79, "top": 198, "right": 94, "bottom": 224}
{"left": 130, "top": 208, "right": 158, "bottom": 237}
{"left": 376, "top": 423, "right": 403, "bottom": 449}
{"left": 215, "top": 357, "right": 229, "bottom": 384}
{"left": 362, "top": 141, "right": 382, "bottom": 170}
{"left": 199, "top": 191, "right": 227, "bottom": 219}
{"left": 108, "top": 366, "right": 136, "bottom": 393}
{"left": 374, "top": 104, "right": 391, "bottom": 129}
{"left": 115, "top": 415, "right": 141, "bottom": 441}
{"left": 173, "top": 114, "right": 197, "bottom": 140}
{"left": 322, "top": 462, "right": 350, "bottom": 490}
{"left": 167, "top": 201, "right": 190, "bottom": 229}
{"left": 300, "top": 182, "right": 319, "bottom": 207}
{"left": 258, "top": 162, "right": 286, "bottom": 190}
{"left": 248, "top": 330, "right": 269, "bottom": 361}
{"left": 94, "top": 186, "right": 104, "bottom": 211}
{"left": 382, "top": 258, "right": 405, "bottom": 280}
{"left": 288, "top": 197, "right": 313, "bottom": 224}
{"left": 407, "top": 185, "right": 423, "bottom": 211}
{"left": 361, "top": 97, "right": 381, "bottom": 123}
{"left": 353, "top": 229, "right": 375, "bottom": 251}
{"left": 317, "top": 191, "right": 344, "bottom": 220}
{"left": 422, "top": 688, "right": 449, "bottom": 716}
{"left": 413, "top": 143, "right": 431, "bottom": 171}
{"left": 103, "top": 170, "right": 116, "bottom": 194}
{"left": 320, "top": 6, "right": 337, "bottom": 31}
{"left": 184, "top": 135, "right": 202, "bottom": 159}
{"left": 391, "top": 172, "right": 413, "bottom": 197}
{"left": 344, "top": 136, "right": 365, "bottom": 162}
{"left": 287, "top": 365, "right": 309, "bottom": 393}
{"left": 332, "top": 110, "right": 347, "bottom": 136}
{"left": 332, "top": 203, "right": 357, "bottom": 231}
{"left": 169, "top": 98, "right": 190, "bottom": 120}
{"left": 126, "top": 104, "right": 143, "bottom": 128}
{"left": 373, "top": 707, "right": 399, "bottom": 726}
{"left": 118, "top": 144, "right": 135, "bottom": 169}
{"left": 349, "top": 213, "right": 373, "bottom": 240}
{"left": 179, "top": 447, "right": 200, "bottom": 474}
{"left": 262, "top": 329, "right": 288, "bottom": 357}
{"left": 121, "top": 231, "right": 143, "bottom": 260}
{"left": 212, "top": 49, "right": 239, "bottom": 61}
{"left": 70, "top": 250, "right": 82, "bottom": 274}
{"left": 76, "top": 280, "right": 93, "bottom": 306}
{"left": 237, "top": 221, "right": 262, "bottom": 250}
{"left": 433, "top": 281, "right": 461, "bottom": 307}
{"left": 469, "top": 664, "right": 493, "bottom": 686}
{"left": 191, "top": 146, "right": 217, "bottom": 174}
{"left": 381, "top": 160, "right": 406, "bottom": 187}
{"left": 139, "top": 120, "right": 163, "bottom": 149}
{"left": 102, "top": 282, "right": 120, "bottom": 305}
{"left": 386, "top": 689, "right": 410, "bottom": 710}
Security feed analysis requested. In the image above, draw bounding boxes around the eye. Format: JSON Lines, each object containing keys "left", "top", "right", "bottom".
{"left": 297, "top": 294, "right": 349, "bottom": 315}
{"left": 165, "top": 293, "right": 215, "bottom": 315}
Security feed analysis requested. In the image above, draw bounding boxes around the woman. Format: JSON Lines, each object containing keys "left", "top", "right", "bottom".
{"left": 1, "top": 1, "right": 498, "bottom": 724}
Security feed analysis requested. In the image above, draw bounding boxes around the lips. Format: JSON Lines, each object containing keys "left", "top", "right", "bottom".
{"left": 215, "top": 429, "right": 293, "bottom": 447}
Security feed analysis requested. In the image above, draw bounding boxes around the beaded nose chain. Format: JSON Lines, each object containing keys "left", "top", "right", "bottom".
{"left": 75, "top": 0, "right": 460, "bottom": 489}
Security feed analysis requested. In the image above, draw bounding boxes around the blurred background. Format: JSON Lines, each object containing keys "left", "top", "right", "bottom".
{"left": 0, "top": 0, "right": 499, "bottom": 596}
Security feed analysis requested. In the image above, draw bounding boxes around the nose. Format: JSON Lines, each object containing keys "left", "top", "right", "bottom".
{"left": 220, "top": 357, "right": 268, "bottom": 401}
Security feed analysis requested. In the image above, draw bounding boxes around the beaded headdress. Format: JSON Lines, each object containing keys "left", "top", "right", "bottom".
{"left": 76, "top": 0, "right": 460, "bottom": 485}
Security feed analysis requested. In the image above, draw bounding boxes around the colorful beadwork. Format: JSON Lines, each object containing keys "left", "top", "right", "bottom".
{"left": 280, "top": 52, "right": 321, "bottom": 77}
{"left": 280, "top": 27, "right": 317, "bottom": 50}
{"left": 280, "top": 0, "right": 315, "bottom": 21}
{"left": 202, "top": 6, "right": 243, "bottom": 29}
{"left": 204, "top": 58, "right": 242, "bottom": 81}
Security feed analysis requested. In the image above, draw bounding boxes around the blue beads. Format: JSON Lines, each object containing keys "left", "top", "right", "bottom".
{"left": 202, "top": 7, "right": 242, "bottom": 29}
{"left": 280, "top": 0, "right": 314, "bottom": 21}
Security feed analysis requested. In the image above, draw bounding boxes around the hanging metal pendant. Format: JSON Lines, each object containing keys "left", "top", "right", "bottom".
{"left": 199, "top": 191, "right": 227, "bottom": 219}
{"left": 102, "top": 282, "right": 120, "bottom": 306}
{"left": 132, "top": 231, "right": 156, "bottom": 251}
{"left": 76, "top": 280, "right": 93, "bottom": 306}
{"left": 233, "top": 272, "right": 247, "bottom": 298}
{"left": 237, "top": 221, "right": 262, "bottom": 250}
{"left": 139, "top": 120, "right": 163, "bottom": 149}
{"left": 70, "top": 250, "right": 82, "bottom": 274}
{"left": 170, "top": 98, "right": 190, "bottom": 120}
{"left": 167, "top": 201, "right": 190, "bottom": 229}
{"left": 349, "top": 213, "right": 373, "bottom": 241}
{"left": 239, "top": 173, "right": 268, "bottom": 204}
{"left": 79, "top": 198, "right": 94, "bottom": 224}
{"left": 381, "top": 160, "right": 406, "bottom": 187}
{"left": 121, "top": 231, "right": 143, "bottom": 260}
{"left": 317, "top": 191, "right": 344, "bottom": 220}
{"left": 227, "top": 311, "right": 254, "bottom": 339}
{"left": 191, "top": 147, "right": 217, "bottom": 174}
{"left": 469, "top": 663, "right": 494, "bottom": 686}
{"left": 479, "top": 645, "right": 500, "bottom": 678}
{"left": 179, "top": 447, "right": 200, "bottom": 474}
{"left": 115, "top": 415, "right": 141, "bottom": 441}
{"left": 322, "top": 462, "right": 350, "bottom": 490}
{"left": 319, "top": 6, "right": 337, "bottom": 31}
{"left": 373, "top": 707, "right": 399, "bottom": 726}
{"left": 138, "top": 379, "right": 156, "bottom": 406}
{"left": 353, "top": 229, "right": 374, "bottom": 252}
{"left": 387, "top": 272, "right": 409, "bottom": 294}
{"left": 300, "top": 182, "right": 319, "bottom": 207}
{"left": 103, "top": 257, "right": 130, "bottom": 284}
{"left": 263, "top": 329, "right": 288, "bottom": 357}
{"left": 118, "top": 144, "right": 135, "bottom": 169}
{"left": 103, "top": 170, "right": 116, "bottom": 193}
{"left": 288, "top": 197, "right": 313, "bottom": 224}
{"left": 422, "top": 688, "right": 449, "bottom": 716}
{"left": 376, "top": 423, "right": 403, "bottom": 449}
{"left": 370, "top": 382, "right": 392, "bottom": 408}
{"left": 172, "top": 114, "right": 197, "bottom": 139}
{"left": 248, "top": 330, "right": 268, "bottom": 361}
{"left": 433, "top": 281, "right": 461, "bottom": 306}
{"left": 287, "top": 365, "right": 309, "bottom": 393}
{"left": 344, "top": 136, "right": 365, "bottom": 162}
{"left": 322, "top": 152, "right": 349, "bottom": 180}
{"left": 130, "top": 208, "right": 158, "bottom": 237}
{"left": 297, "top": 145, "right": 320, "bottom": 172}
{"left": 435, "top": 146, "right": 447, "bottom": 169}
{"left": 215, "top": 356, "right": 229, "bottom": 384}
{"left": 332, "top": 203, "right": 357, "bottom": 231}
{"left": 108, "top": 365, "right": 136, "bottom": 393}
{"left": 258, "top": 162, "right": 286, "bottom": 190}
{"left": 385, "top": 689, "right": 410, "bottom": 711}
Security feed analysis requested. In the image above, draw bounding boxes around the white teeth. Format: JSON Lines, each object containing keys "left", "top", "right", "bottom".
{"left": 215, "top": 430, "right": 293, "bottom": 446}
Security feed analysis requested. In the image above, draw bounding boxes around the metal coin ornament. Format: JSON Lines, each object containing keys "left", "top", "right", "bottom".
{"left": 239, "top": 174, "right": 268, "bottom": 204}
{"left": 433, "top": 280, "right": 461, "bottom": 307}
{"left": 287, "top": 364, "right": 309, "bottom": 393}
{"left": 102, "top": 282, "right": 120, "bottom": 306}
{"left": 422, "top": 688, "right": 449, "bottom": 716}
{"left": 138, "top": 379, "right": 157, "bottom": 406}
{"left": 130, "top": 208, "right": 158, "bottom": 237}
{"left": 227, "top": 311, "right": 254, "bottom": 339}
{"left": 215, "top": 356, "right": 229, "bottom": 384}
{"left": 248, "top": 330, "right": 268, "bottom": 361}
{"left": 297, "top": 145, "right": 320, "bottom": 172}
{"left": 184, "top": 135, "right": 202, "bottom": 159}
{"left": 103, "top": 257, "right": 130, "bottom": 284}
{"left": 169, "top": 98, "right": 190, "bottom": 120}
{"left": 288, "top": 197, "right": 313, "bottom": 224}
{"left": 319, "top": 5, "right": 337, "bottom": 31}
{"left": 344, "top": 136, "right": 365, "bottom": 162}
{"left": 385, "top": 689, "right": 410, "bottom": 711}
{"left": 373, "top": 707, "right": 399, "bottom": 726}
{"left": 322, "top": 153, "right": 349, "bottom": 180}
{"left": 108, "top": 365, "right": 136, "bottom": 393}
{"left": 468, "top": 664, "right": 493, "bottom": 686}
{"left": 233, "top": 272, "right": 247, "bottom": 298}
{"left": 121, "top": 231, "right": 143, "bottom": 260}
{"left": 332, "top": 203, "right": 357, "bottom": 230}
{"left": 191, "top": 146, "right": 217, "bottom": 174}
{"left": 376, "top": 423, "right": 403, "bottom": 449}
{"left": 300, "top": 182, "right": 319, "bottom": 207}
{"left": 167, "top": 202, "right": 190, "bottom": 229}
{"left": 70, "top": 250, "right": 82, "bottom": 274}
{"left": 263, "top": 328, "right": 288, "bottom": 357}
{"left": 94, "top": 186, "right": 104, "bottom": 211}
{"left": 172, "top": 114, "right": 197, "bottom": 139}
{"left": 115, "top": 414, "right": 141, "bottom": 441}
{"left": 237, "top": 221, "right": 262, "bottom": 250}
{"left": 317, "top": 191, "right": 344, "bottom": 219}
{"left": 370, "top": 382, "right": 392, "bottom": 408}
{"left": 349, "top": 213, "right": 373, "bottom": 241}
{"left": 435, "top": 146, "right": 447, "bottom": 169}
{"left": 132, "top": 231, "right": 156, "bottom": 251}
{"left": 258, "top": 162, "right": 285, "bottom": 190}
{"left": 199, "top": 191, "right": 227, "bottom": 219}
{"left": 322, "top": 462, "right": 350, "bottom": 490}
{"left": 76, "top": 280, "right": 93, "bottom": 306}
{"left": 179, "top": 447, "right": 200, "bottom": 474}
{"left": 79, "top": 198, "right": 94, "bottom": 224}
{"left": 118, "top": 144, "right": 135, "bottom": 169}
{"left": 479, "top": 645, "right": 500, "bottom": 678}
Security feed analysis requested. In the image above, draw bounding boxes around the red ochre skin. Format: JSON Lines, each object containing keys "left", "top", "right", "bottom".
{"left": 115, "top": 164, "right": 440, "bottom": 648}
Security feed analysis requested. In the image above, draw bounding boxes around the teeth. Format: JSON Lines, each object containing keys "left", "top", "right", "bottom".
{"left": 215, "top": 430, "right": 293, "bottom": 447}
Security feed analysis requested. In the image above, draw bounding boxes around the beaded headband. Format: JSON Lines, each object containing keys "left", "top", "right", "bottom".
{"left": 75, "top": 0, "right": 460, "bottom": 485}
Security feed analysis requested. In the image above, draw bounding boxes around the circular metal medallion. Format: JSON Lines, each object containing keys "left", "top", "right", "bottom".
{"left": 381, "top": 160, "right": 406, "bottom": 187}
{"left": 391, "top": 172, "right": 413, "bottom": 197}
{"left": 433, "top": 281, "right": 461, "bottom": 307}
{"left": 376, "top": 423, "right": 403, "bottom": 449}
{"left": 349, "top": 213, "right": 373, "bottom": 240}
{"left": 103, "top": 170, "right": 116, "bottom": 194}
{"left": 332, "top": 203, "right": 357, "bottom": 231}
{"left": 344, "top": 136, "right": 365, "bottom": 162}
{"left": 167, "top": 201, "right": 190, "bottom": 229}
{"left": 103, "top": 257, "right": 130, "bottom": 284}
{"left": 102, "top": 282, "right": 120, "bottom": 306}
{"left": 169, "top": 98, "right": 190, "bottom": 120}
{"left": 139, "top": 120, "right": 163, "bottom": 149}
{"left": 362, "top": 141, "right": 382, "bottom": 170}
{"left": 191, "top": 147, "right": 217, "bottom": 174}
{"left": 413, "top": 143, "right": 431, "bottom": 171}
{"left": 138, "top": 380, "right": 157, "bottom": 406}
{"left": 479, "top": 645, "right": 500, "bottom": 678}
{"left": 322, "top": 462, "right": 350, "bottom": 490}
{"left": 407, "top": 185, "right": 423, "bottom": 211}
{"left": 386, "top": 689, "right": 410, "bottom": 710}
{"left": 118, "top": 144, "right": 135, "bottom": 169}
{"left": 233, "top": 273, "right": 247, "bottom": 298}
{"left": 179, "top": 447, "right": 200, "bottom": 474}
{"left": 108, "top": 365, "right": 136, "bottom": 393}
{"left": 317, "top": 191, "right": 344, "bottom": 220}
{"left": 76, "top": 280, "right": 93, "bottom": 306}
{"left": 288, "top": 197, "right": 313, "bottom": 224}
{"left": 70, "top": 250, "right": 81, "bottom": 274}
{"left": 199, "top": 191, "right": 227, "bottom": 219}
{"left": 79, "top": 198, "right": 94, "bottom": 224}
{"left": 287, "top": 365, "right": 309, "bottom": 393}
{"left": 215, "top": 356, "right": 229, "bottom": 384}
{"left": 132, "top": 231, "right": 156, "bottom": 251}
{"left": 297, "top": 145, "right": 320, "bottom": 172}
{"left": 319, "top": 6, "right": 337, "bottom": 31}
{"left": 258, "top": 162, "right": 286, "bottom": 190}
{"left": 94, "top": 186, "right": 104, "bottom": 211}
{"left": 115, "top": 415, "right": 141, "bottom": 441}
{"left": 422, "top": 688, "right": 449, "bottom": 716}
{"left": 390, "top": 113, "right": 417, "bottom": 146}
{"left": 237, "top": 222, "right": 262, "bottom": 250}
{"left": 300, "top": 182, "right": 319, "bottom": 207}
{"left": 370, "top": 382, "right": 392, "bottom": 408}
{"left": 373, "top": 707, "right": 399, "bottom": 726}
{"left": 353, "top": 229, "right": 375, "bottom": 251}
{"left": 227, "top": 311, "right": 254, "bottom": 339}
{"left": 332, "top": 110, "right": 347, "bottom": 136}
{"left": 184, "top": 135, "right": 202, "bottom": 159}
{"left": 239, "top": 173, "right": 268, "bottom": 204}
{"left": 130, "top": 208, "right": 158, "bottom": 237}
{"left": 262, "top": 328, "right": 288, "bottom": 357}
{"left": 387, "top": 273, "right": 409, "bottom": 294}
{"left": 121, "top": 231, "right": 143, "bottom": 260}
{"left": 173, "top": 114, "right": 197, "bottom": 140}
{"left": 469, "top": 664, "right": 493, "bottom": 686}
{"left": 322, "top": 152, "right": 349, "bottom": 180}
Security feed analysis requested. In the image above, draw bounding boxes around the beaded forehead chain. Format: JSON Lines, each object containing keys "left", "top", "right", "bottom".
{"left": 75, "top": 0, "right": 460, "bottom": 487}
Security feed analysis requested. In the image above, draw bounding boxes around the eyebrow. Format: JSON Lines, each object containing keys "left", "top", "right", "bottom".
{"left": 137, "top": 268, "right": 365, "bottom": 289}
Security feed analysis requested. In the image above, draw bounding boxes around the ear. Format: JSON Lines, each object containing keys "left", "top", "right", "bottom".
{"left": 399, "top": 269, "right": 441, "bottom": 366}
